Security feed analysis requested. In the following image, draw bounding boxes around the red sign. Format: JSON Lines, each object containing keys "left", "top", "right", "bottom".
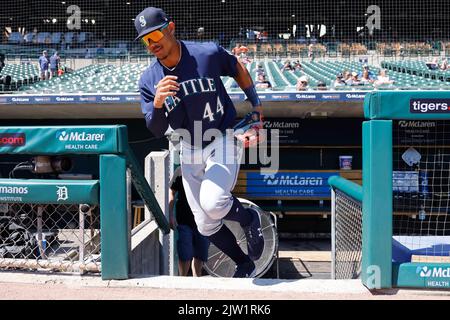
{"left": 0, "top": 133, "right": 26, "bottom": 146}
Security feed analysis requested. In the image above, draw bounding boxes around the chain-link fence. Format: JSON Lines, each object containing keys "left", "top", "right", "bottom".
{"left": 0, "top": 203, "right": 101, "bottom": 273}
{"left": 331, "top": 189, "right": 363, "bottom": 280}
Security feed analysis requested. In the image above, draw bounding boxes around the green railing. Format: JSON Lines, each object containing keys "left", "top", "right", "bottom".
{"left": 0, "top": 125, "right": 169, "bottom": 280}
{"left": 361, "top": 91, "right": 450, "bottom": 289}
{"left": 328, "top": 176, "right": 363, "bottom": 202}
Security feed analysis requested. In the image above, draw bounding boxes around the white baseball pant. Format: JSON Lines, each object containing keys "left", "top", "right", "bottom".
{"left": 180, "top": 134, "right": 243, "bottom": 236}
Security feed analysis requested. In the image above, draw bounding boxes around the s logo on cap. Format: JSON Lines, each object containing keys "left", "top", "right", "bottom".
{"left": 139, "top": 15, "right": 146, "bottom": 27}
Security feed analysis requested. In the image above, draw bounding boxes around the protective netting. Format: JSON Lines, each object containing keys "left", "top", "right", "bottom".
{"left": 0, "top": 203, "right": 101, "bottom": 273}
{"left": 1, "top": 1, "right": 449, "bottom": 57}
{"left": 2, "top": 1, "right": 450, "bottom": 93}
{"left": 393, "top": 120, "right": 450, "bottom": 263}
{"left": 332, "top": 189, "right": 362, "bottom": 279}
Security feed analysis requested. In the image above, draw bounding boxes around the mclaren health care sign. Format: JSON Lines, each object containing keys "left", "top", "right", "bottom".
{"left": 246, "top": 172, "right": 337, "bottom": 198}
{"left": 0, "top": 126, "right": 127, "bottom": 155}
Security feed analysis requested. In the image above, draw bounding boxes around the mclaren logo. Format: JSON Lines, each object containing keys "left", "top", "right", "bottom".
{"left": 58, "top": 131, "right": 69, "bottom": 141}
{"left": 56, "top": 130, "right": 105, "bottom": 142}
{"left": 346, "top": 93, "right": 365, "bottom": 99}
{"left": 11, "top": 97, "right": 30, "bottom": 102}
{"left": 398, "top": 121, "right": 436, "bottom": 128}
{"left": 417, "top": 266, "right": 432, "bottom": 278}
{"left": 417, "top": 266, "right": 450, "bottom": 278}
{"left": 296, "top": 94, "right": 316, "bottom": 99}
{"left": 264, "top": 121, "right": 299, "bottom": 129}
{"left": 263, "top": 174, "right": 324, "bottom": 186}
{"left": 55, "top": 96, "right": 75, "bottom": 102}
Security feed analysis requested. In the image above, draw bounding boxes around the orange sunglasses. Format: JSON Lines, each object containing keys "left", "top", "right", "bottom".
{"left": 140, "top": 23, "right": 169, "bottom": 46}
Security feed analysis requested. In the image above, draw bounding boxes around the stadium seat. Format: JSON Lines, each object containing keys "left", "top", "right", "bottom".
{"left": 78, "top": 32, "right": 93, "bottom": 44}
{"left": 10, "top": 56, "right": 449, "bottom": 94}
{"left": 36, "top": 32, "right": 51, "bottom": 44}
{"left": 19, "top": 63, "right": 148, "bottom": 94}
{"left": 51, "top": 32, "right": 62, "bottom": 44}
{"left": 64, "top": 32, "right": 75, "bottom": 44}
{"left": 0, "top": 63, "right": 40, "bottom": 92}
{"left": 8, "top": 32, "right": 23, "bottom": 44}
{"left": 23, "top": 33, "right": 36, "bottom": 43}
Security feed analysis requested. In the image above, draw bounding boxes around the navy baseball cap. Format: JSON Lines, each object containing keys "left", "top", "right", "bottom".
{"left": 134, "top": 7, "right": 170, "bottom": 40}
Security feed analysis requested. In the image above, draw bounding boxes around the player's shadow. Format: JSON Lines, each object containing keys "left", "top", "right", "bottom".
{"left": 251, "top": 277, "right": 301, "bottom": 287}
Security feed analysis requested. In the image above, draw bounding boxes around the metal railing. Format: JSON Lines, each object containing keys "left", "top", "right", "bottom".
{"left": 329, "top": 176, "right": 363, "bottom": 280}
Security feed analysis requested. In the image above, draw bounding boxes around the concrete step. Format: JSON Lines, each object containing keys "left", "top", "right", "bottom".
{"left": 262, "top": 239, "right": 332, "bottom": 279}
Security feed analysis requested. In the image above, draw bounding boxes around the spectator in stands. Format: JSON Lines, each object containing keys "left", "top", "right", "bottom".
{"left": 342, "top": 70, "right": 351, "bottom": 82}
{"left": 38, "top": 50, "right": 50, "bottom": 80}
{"left": 232, "top": 43, "right": 243, "bottom": 56}
{"left": 426, "top": 57, "right": 439, "bottom": 70}
{"left": 273, "top": 55, "right": 282, "bottom": 64}
{"left": 292, "top": 60, "right": 302, "bottom": 71}
{"left": 374, "top": 69, "right": 394, "bottom": 86}
{"left": 316, "top": 81, "right": 327, "bottom": 91}
{"left": 358, "top": 64, "right": 375, "bottom": 80}
{"left": 281, "top": 60, "right": 294, "bottom": 72}
{"left": 440, "top": 58, "right": 449, "bottom": 71}
{"left": 169, "top": 167, "right": 209, "bottom": 277}
{"left": 296, "top": 75, "right": 309, "bottom": 91}
{"left": 239, "top": 45, "right": 249, "bottom": 55}
{"left": 58, "top": 66, "right": 66, "bottom": 77}
{"left": 399, "top": 45, "right": 406, "bottom": 59}
{"left": 49, "top": 51, "right": 60, "bottom": 79}
{"left": 238, "top": 55, "right": 251, "bottom": 66}
{"left": 260, "top": 30, "right": 269, "bottom": 42}
{"left": 346, "top": 72, "right": 360, "bottom": 86}
{"left": 308, "top": 44, "right": 314, "bottom": 61}
{"left": 232, "top": 44, "right": 251, "bottom": 65}
{"left": 246, "top": 28, "right": 256, "bottom": 40}
{"left": 360, "top": 69, "right": 375, "bottom": 85}
{"left": 253, "top": 63, "right": 265, "bottom": 76}
{"left": 0, "top": 51, "right": 5, "bottom": 72}
{"left": 0, "top": 74, "right": 11, "bottom": 87}
{"left": 334, "top": 73, "right": 347, "bottom": 87}
{"left": 255, "top": 74, "right": 272, "bottom": 89}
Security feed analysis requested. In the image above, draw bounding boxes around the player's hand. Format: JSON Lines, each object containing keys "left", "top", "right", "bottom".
{"left": 235, "top": 107, "right": 266, "bottom": 148}
{"left": 154, "top": 75, "right": 180, "bottom": 109}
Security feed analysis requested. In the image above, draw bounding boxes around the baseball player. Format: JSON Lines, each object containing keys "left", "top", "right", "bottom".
{"left": 135, "top": 7, "right": 264, "bottom": 277}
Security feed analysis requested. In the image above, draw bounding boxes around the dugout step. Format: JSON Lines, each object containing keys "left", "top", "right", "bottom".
{"left": 263, "top": 239, "right": 331, "bottom": 280}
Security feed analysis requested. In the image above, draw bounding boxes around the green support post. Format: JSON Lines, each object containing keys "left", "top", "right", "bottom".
{"left": 100, "top": 154, "right": 129, "bottom": 280}
{"left": 362, "top": 120, "right": 393, "bottom": 289}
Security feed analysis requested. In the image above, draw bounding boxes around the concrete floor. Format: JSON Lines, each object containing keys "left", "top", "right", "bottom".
{"left": 1, "top": 271, "right": 449, "bottom": 300}
{"left": 1, "top": 238, "right": 449, "bottom": 300}
{"left": 266, "top": 238, "right": 332, "bottom": 280}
